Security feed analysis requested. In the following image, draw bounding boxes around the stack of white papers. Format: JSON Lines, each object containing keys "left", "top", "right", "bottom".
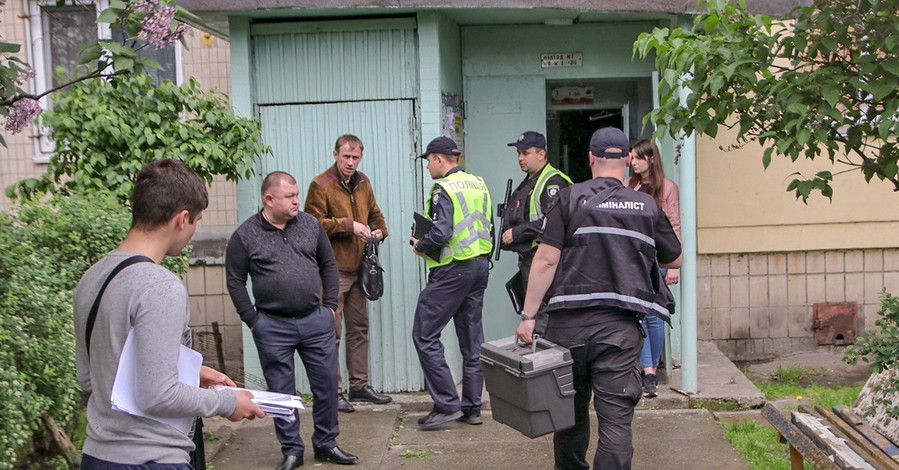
{"left": 212, "top": 386, "right": 304, "bottom": 421}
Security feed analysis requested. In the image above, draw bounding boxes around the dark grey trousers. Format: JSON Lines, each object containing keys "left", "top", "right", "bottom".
{"left": 412, "top": 256, "right": 489, "bottom": 415}
{"left": 252, "top": 305, "right": 339, "bottom": 456}
{"left": 545, "top": 315, "right": 644, "bottom": 470}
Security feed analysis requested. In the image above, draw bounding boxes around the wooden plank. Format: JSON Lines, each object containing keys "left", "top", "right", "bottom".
{"left": 763, "top": 403, "right": 841, "bottom": 470}
{"left": 793, "top": 411, "right": 876, "bottom": 470}
{"left": 835, "top": 405, "right": 899, "bottom": 464}
{"left": 816, "top": 405, "right": 899, "bottom": 470}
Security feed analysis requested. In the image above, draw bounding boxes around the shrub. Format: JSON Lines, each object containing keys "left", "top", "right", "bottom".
{"left": 0, "top": 193, "right": 188, "bottom": 468}
{"left": 844, "top": 290, "right": 899, "bottom": 417}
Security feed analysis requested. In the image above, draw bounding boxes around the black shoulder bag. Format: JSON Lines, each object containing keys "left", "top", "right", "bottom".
{"left": 361, "top": 237, "right": 385, "bottom": 301}
{"left": 84, "top": 255, "right": 207, "bottom": 467}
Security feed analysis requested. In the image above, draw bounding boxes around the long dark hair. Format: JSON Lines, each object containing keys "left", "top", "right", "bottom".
{"left": 627, "top": 139, "right": 666, "bottom": 207}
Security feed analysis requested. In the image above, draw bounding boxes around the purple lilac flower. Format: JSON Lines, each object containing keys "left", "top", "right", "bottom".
{"left": 4, "top": 98, "right": 41, "bottom": 134}
{"left": 131, "top": 0, "right": 158, "bottom": 12}
{"left": 138, "top": 5, "right": 179, "bottom": 48}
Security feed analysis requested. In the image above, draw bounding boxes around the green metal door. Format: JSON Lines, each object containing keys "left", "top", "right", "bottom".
{"left": 239, "top": 18, "right": 426, "bottom": 393}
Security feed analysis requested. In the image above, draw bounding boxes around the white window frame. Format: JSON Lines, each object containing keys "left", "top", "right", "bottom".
{"left": 24, "top": 0, "right": 182, "bottom": 162}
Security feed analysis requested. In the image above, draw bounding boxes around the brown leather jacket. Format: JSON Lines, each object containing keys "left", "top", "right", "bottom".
{"left": 304, "top": 164, "right": 388, "bottom": 275}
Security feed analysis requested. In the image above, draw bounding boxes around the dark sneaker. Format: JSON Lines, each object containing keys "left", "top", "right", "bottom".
{"left": 337, "top": 393, "right": 355, "bottom": 413}
{"left": 643, "top": 373, "right": 658, "bottom": 398}
{"left": 348, "top": 385, "right": 393, "bottom": 404}
{"left": 457, "top": 410, "right": 483, "bottom": 425}
{"left": 417, "top": 410, "right": 463, "bottom": 429}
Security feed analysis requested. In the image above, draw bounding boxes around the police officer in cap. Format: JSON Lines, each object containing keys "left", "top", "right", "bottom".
{"left": 410, "top": 136, "right": 493, "bottom": 429}
{"left": 516, "top": 127, "right": 681, "bottom": 470}
{"left": 500, "top": 131, "right": 572, "bottom": 328}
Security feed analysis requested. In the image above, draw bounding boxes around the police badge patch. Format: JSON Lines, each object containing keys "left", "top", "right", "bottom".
{"left": 432, "top": 188, "right": 442, "bottom": 205}
{"left": 547, "top": 185, "right": 559, "bottom": 197}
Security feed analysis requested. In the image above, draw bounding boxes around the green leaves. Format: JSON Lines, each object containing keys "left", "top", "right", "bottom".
{"left": 7, "top": 73, "right": 271, "bottom": 202}
{"left": 633, "top": 0, "right": 899, "bottom": 199}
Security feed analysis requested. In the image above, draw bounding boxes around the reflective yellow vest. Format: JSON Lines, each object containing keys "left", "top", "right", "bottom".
{"left": 424, "top": 171, "right": 494, "bottom": 269}
{"left": 528, "top": 163, "right": 573, "bottom": 222}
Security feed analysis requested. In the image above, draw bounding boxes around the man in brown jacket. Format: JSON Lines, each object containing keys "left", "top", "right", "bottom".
{"left": 305, "top": 134, "right": 391, "bottom": 413}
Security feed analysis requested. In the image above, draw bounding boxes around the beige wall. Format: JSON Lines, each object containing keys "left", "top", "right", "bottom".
{"left": 696, "top": 125, "right": 899, "bottom": 254}
{"left": 696, "top": 248, "right": 899, "bottom": 359}
{"left": 0, "top": 6, "right": 238, "bottom": 225}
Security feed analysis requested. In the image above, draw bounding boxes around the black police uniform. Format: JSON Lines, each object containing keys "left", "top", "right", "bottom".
{"left": 500, "top": 165, "right": 571, "bottom": 287}
{"left": 538, "top": 177, "right": 681, "bottom": 470}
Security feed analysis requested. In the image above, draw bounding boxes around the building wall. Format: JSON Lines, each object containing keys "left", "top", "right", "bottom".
{"left": 696, "top": 249, "right": 899, "bottom": 360}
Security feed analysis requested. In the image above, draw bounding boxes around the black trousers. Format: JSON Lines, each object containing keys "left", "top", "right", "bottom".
{"left": 252, "top": 305, "right": 339, "bottom": 456}
{"left": 544, "top": 315, "right": 644, "bottom": 470}
{"left": 412, "top": 256, "right": 489, "bottom": 415}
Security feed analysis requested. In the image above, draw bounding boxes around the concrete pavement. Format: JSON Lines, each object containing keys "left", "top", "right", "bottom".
{"left": 205, "top": 341, "right": 765, "bottom": 469}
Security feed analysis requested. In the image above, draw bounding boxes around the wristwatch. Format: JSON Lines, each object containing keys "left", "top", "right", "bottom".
{"left": 520, "top": 313, "right": 536, "bottom": 321}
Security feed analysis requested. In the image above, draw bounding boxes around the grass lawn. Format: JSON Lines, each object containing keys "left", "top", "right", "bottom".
{"left": 721, "top": 364, "right": 865, "bottom": 470}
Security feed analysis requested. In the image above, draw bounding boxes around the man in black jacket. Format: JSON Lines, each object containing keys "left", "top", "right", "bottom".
{"left": 226, "top": 171, "right": 358, "bottom": 469}
{"left": 517, "top": 128, "right": 682, "bottom": 470}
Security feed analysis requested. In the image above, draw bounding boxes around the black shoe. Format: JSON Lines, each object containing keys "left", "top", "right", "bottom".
{"left": 348, "top": 385, "right": 393, "bottom": 404}
{"left": 314, "top": 446, "right": 358, "bottom": 465}
{"left": 275, "top": 454, "right": 303, "bottom": 470}
{"left": 337, "top": 393, "right": 355, "bottom": 413}
{"left": 643, "top": 373, "right": 658, "bottom": 398}
{"left": 456, "top": 410, "right": 483, "bottom": 425}
{"left": 418, "top": 410, "right": 463, "bottom": 429}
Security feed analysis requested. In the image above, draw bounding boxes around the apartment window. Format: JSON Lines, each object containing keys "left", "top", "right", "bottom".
{"left": 27, "top": 1, "right": 181, "bottom": 157}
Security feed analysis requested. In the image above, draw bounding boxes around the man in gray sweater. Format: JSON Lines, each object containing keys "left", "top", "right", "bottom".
{"left": 226, "top": 171, "right": 358, "bottom": 469}
{"left": 74, "top": 159, "right": 264, "bottom": 469}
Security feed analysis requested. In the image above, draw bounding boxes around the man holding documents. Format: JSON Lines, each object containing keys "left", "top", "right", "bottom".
{"left": 74, "top": 159, "right": 264, "bottom": 470}
{"left": 409, "top": 137, "right": 493, "bottom": 429}
{"left": 227, "top": 171, "right": 358, "bottom": 469}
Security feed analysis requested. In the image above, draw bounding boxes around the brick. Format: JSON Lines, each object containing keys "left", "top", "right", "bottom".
{"left": 696, "top": 255, "right": 712, "bottom": 278}
{"left": 769, "top": 275, "right": 788, "bottom": 307}
{"left": 204, "top": 295, "right": 225, "bottom": 327}
{"left": 788, "top": 306, "right": 812, "bottom": 337}
{"left": 806, "top": 273, "right": 826, "bottom": 305}
{"left": 697, "top": 308, "right": 713, "bottom": 339}
{"left": 844, "top": 250, "right": 864, "bottom": 272}
{"left": 864, "top": 272, "right": 885, "bottom": 305}
{"left": 711, "top": 308, "right": 731, "bottom": 339}
{"left": 730, "top": 254, "right": 749, "bottom": 276}
{"left": 845, "top": 273, "right": 864, "bottom": 304}
{"left": 189, "top": 296, "right": 206, "bottom": 327}
{"left": 787, "top": 252, "right": 806, "bottom": 274}
{"left": 710, "top": 255, "right": 729, "bottom": 277}
{"left": 186, "top": 266, "right": 205, "bottom": 295}
{"left": 749, "top": 254, "right": 768, "bottom": 275}
{"left": 807, "top": 251, "right": 825, "bottom": 273}
{"left": 749, "top": 307, "right": 770, "bottom": 338}
{"left": 885, "top": 249, "right": 899, "bottom": 271}
{"left": 768, "top": 306, "right": 789, "bottom": 338}
{"left": 787, "top": 274, "right": 807, "bottom": 306}
{"left": 884, "top": 272, "right": 899, "bottom": 295}
{"left": 825, "top": 274, "right": 846, "bottom": 302}
{"left": 697, "top": 277, "right": 712, "bottom": 309}
{"left": 769, "top": 253, "right": 787, "bottom": 274}
{"left": 749, "top": 276, "right": 769, "bottom": 307}
{"left": 731, "top": 276, "right": 750, "bottom": 308}
{"left": 711, "top": 276, "right": 731, "bottom": 308}
{"left": 730, "top": 307, "right": 750, "bottom": 339}
{"left": 204, "top": 265, "right": 225, "bottom": 295}
{"left": 825, "top": 251, "right": 845, "bottom": 273}
{"left": 865, "top": 249, "right": 884, "bottom": 271}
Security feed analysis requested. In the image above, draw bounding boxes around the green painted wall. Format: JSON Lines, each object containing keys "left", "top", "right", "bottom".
{"left": 460, "top": 21, "right": 665, "bottom": 343}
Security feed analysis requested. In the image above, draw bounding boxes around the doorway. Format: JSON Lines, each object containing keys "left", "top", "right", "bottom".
{"left": 545, "top": 78, "right": 653, "bottom": 183}
{"left": 547, "top": 108, "right": 624, "bottom": 183}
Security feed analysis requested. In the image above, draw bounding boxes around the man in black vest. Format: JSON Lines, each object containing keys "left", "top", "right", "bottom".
{"left": 516, "top": 127, "right": 682, "bottom": 470}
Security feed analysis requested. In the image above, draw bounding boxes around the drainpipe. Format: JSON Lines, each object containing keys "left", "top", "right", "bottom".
{"left": 678, "top": 88, "right": 698, "bottom": 394}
